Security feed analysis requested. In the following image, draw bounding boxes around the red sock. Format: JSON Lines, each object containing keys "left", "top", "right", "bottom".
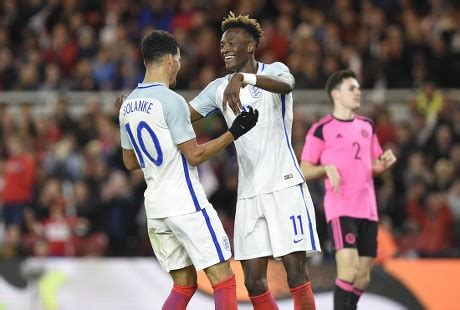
{"left": 249, "top": 290, "right": 279, "bottom": 310}
{"left": 162, "top": 284, "right": 197, "bottom": 310}
{"left": 289, "top": 282, "right": 316, "bottom": 310}
{"left": 212, "top": 275, "right": 237, "bottom": 310}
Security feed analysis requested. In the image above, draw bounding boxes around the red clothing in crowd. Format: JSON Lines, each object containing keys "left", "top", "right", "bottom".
{"left": 2, "top": 154, "right": 36, "bottom": 204}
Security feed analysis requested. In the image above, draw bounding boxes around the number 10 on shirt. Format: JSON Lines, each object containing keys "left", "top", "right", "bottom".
{"left": 125, "top": 121, "right": 163, "bottom": 168}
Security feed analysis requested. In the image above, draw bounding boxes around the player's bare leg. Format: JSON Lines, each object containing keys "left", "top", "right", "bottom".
{"left": 163, "top": 265, "right": 198, "bottom": 310}
{"left": 241, "top": 256, "right": 278, "bottom": 309}
{"left": 204, "top": 260, "right": 237, "bottom": 310}
{"left": 334, "top": 249, "right": 359, "bottom": 310}
{"left": 349, "top": 256, "right": 374, "bottom": 309}
{"left": 282, "top": 251, "right": 315, "bottom": 309}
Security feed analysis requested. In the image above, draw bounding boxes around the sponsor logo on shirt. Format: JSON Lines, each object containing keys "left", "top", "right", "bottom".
{"left": 284, "top": 174, "right": 293, "bottom": 180}
{"left": 336, "top": 133, "right": 343, "bottom": 139}
{"left": 361, "top": 129, "right": 368, "bottom": 138}
{"left": 223, "top": 236, "right": 230, "bottom": 251}
{"left": 249, "top": 86, "right": 262, "bottom": 98}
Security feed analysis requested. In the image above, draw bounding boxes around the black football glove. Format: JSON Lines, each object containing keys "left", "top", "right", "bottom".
{"left": 228, "top": 106, "right": 259, "bottom": 140}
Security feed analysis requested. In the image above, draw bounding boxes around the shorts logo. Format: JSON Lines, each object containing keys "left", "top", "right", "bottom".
{"left": 249, "top": 86, "right": 262, "bottom": 98}
{"left": 345, "top": 233, "right": 356, "bottom": 245}
{"left": 223, "top": 236, "right": 230, "bottom": 251}
{"left": 284, "top": 174, "right": 293, "bottom": 180}
{"left": 361, "top": 129, "right": 368, "bottom": 138}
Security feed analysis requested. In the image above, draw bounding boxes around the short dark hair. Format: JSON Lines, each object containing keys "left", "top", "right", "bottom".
{"left": 325, "top": 69, "right": 357, "bottom": 103}
{"left": 141, "top": 30, "right": 179, "bottom": 64}
{"left": 221, "top": 12, "right": 263, "bottom": 46}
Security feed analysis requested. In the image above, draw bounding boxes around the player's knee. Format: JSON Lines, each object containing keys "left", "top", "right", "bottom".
{"left": 339, "top": 264, "right": 359, "bottom": 282}
{"left": 357, "top": 269, "right": 371, "bottom": 287}
{"left": 244, "top": 277, "right": 268, "bottom": 296}
{"left": 204, "top": 260, "right": 233, "bottom": 284}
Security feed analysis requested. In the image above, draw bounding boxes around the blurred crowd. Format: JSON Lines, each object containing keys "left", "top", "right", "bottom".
{"left": 1, "top": 83, "right": 460, "bottom": 260}
{"left": 1, "top": 0, "right": 460, "bottom": 260}
{"left": 1, "top": 0, "right": 460, "bottom": 92}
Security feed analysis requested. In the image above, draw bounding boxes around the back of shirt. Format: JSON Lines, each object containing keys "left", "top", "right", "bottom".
{"left": 190, "top": 62, "right": 305, "bottom": 199}
{"left": 119, "top": 83, "right": 208, "bottom": 219}
{"left": 301, "top": 114, "right": 383, "bottom": 222}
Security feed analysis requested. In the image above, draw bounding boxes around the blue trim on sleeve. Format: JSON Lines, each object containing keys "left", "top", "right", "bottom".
{"left": 281, "top": 94, "right": 305, "bottom": 181}
{"left": 201, "top": 209, "right": 225, "bottom": 262}
{"left": 205, "top": 108, "right": 219, "bottom": 118}
{"left": 299, "top": 184, "right": 317, "bottom": 250}
{"left": 181, "top": 154, "right": 201, "bottom": 212}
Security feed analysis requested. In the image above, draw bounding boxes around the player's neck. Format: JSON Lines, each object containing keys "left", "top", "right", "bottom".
{"left": 332, "top": 108, "right": 355, "bottom": 121}
{"left": 143, "top": 68, "right": 170, "bottom": 87}
{"left": 237, "top": 58, "right": 258, "bottom": 74}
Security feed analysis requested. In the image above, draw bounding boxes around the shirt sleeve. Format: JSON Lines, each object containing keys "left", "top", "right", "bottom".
{"left": 163, "top": 94, "right": 196, "bottom": 145}
{"left": 189, "top": 79, "right": 221, "bottom": 117}
{"left": 371, "top": 133, "right": 383, "bottom": 160}
{"left": 301, "top": 124, "right": 324, "bottom": 164}
{"left": 263, "top": 62, "right": 292, "bottom": 77}
{"left": 119, "top": 118, "right": 133, "bottom": 149}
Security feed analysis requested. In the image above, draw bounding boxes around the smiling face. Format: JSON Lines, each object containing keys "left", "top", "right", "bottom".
{"left": 220, "top": 28, "right": 255, "bottom": 72}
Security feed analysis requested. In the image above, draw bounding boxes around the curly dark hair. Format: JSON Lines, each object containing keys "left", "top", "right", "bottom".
{"left": 221, "top": 12, "right": 263, "bottom": 46}
{"left": 141, "top": 30, "right": 179, "bottom": 64}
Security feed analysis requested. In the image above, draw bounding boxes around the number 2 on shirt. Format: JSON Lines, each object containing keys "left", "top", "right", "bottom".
{"left": 125, "top": 121, "right": 163, "bottom": 168}
{"left": 352, "top": 142, "right": 361, "bottom": 160}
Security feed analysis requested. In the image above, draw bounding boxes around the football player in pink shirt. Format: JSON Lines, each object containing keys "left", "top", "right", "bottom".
{"left": 300, "top": 69, "right": 396, "bottom": 310}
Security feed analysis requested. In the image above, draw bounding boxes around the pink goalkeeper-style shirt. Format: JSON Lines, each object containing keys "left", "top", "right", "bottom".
{"left": 301, "top": 114, "right": 383, "bottom": 222}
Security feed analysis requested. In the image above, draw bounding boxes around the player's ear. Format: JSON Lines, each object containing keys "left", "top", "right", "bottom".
{"left": 247, "top": 41, "right": 255, "bottom": 53}
{"left": 165, "top": 54, "right": 174, "bottom": 68}
{"left": 331, "top": 89, "right": 340, "bottom": 102}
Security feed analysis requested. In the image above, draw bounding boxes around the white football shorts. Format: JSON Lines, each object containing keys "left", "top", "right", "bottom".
{"left": 234, "top": 183, "right": 321, "bottom": 260}
{"left": 147, "top": 205, "right": 232, "bottom": 272}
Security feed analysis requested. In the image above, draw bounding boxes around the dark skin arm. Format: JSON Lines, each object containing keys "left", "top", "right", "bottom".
{"left": 223, "top": 72, "right": 295, "bottom": 115}
{"left": 189, "top": 106, "right": 204, "bottom": 123}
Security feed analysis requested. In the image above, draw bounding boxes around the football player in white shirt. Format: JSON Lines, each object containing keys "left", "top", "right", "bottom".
{"left": 119, "top": 29, "right": 258, "bottom": 310}
{"left": 189, "top": 13, "right": 321, "bottom": 309}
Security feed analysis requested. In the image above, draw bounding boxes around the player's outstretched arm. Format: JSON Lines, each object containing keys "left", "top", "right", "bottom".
{"left": 179, "top": 106, "right": 258, "bottom": 166}
{"left": 223, "top": 73, "right": 294, "bottom": 115}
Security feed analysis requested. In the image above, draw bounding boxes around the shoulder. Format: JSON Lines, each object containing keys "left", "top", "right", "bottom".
{"left": 356, "top": 115, "right": 376, "bottom": 133}
{"left": 262, "top": 62, "right": 290, "bottom": 75}
{"left": 310, "top": 115, "right": 334, "bottom": 141}
{"left": 204, "top": 76, "right": 229, "bottom": 91}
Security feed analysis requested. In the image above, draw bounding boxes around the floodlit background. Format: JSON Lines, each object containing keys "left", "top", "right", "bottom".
{"left": 1, "top": 0, "right": 460, "bottom": 309}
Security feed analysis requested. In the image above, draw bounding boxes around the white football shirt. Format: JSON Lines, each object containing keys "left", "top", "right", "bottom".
{"left": 119, "top": 82, "right": 209, "bottom": 219}
{"left": 190, "top": 62, "right": 305, "bottom": 199}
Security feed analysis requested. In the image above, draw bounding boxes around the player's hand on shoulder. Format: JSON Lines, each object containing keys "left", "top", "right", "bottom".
{"left": 325, "top": 164, "right": 340, "bottom": 193}
{"left": 228, "top": 105, "right": 259, "bottom": 140}
{"left": 114, "top": 94, "right": 127, "bottom": 113}
{"left": 223, "top": 73, "right": 244, "bottom": 115}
